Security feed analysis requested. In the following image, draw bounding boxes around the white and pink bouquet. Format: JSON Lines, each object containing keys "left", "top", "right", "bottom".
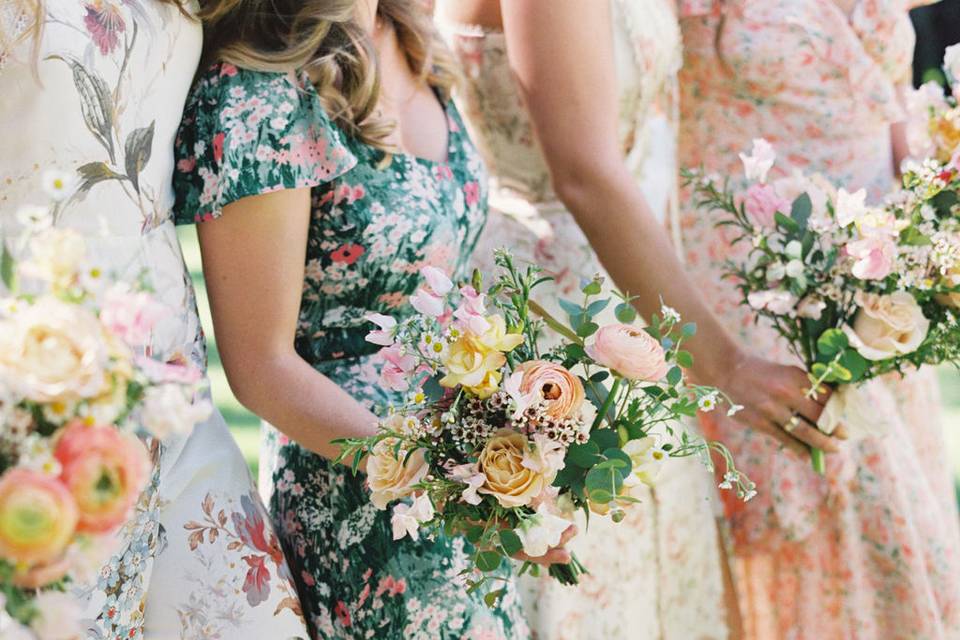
{"left": 905, "top": 43, "right": 960, "bottom": 169}
{"left": 335, "top": 252, "right": 752, "bottom": 602}
{"left": 684, "top": 140, "right": 960, "bottom": 474}
{"left": 0, "top": 190, "right": 209, "bottom": 636}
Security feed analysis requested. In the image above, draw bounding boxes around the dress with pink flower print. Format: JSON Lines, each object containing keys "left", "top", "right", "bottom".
{"left": 173, "top": 63, "right": 528, "bottom": 640}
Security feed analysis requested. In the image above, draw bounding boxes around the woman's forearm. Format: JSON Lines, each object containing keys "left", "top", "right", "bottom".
{"left": 553, "top": 159, "right": 742, "bottom": 386}
{"left": 226, "top": 350, "right": 379, "bottom": 460}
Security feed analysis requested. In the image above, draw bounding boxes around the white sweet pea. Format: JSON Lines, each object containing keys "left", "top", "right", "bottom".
{"left": 747, "top": 289, "right": 797, "bottom": 315}
{"left": 503, "top": 370, "right": 539, "bottom": 420}
{"left": 516, "top": 503, "right": 572, "bottom": 558}
{"left": 834, "top": 188, "right": 867, "bottom": 227}
{"left": 140, "top": 384, "right": 211, "bottom": 440}
{"left": 622, "top": 437, "right": 668, "bottom": 489}
{"left": 447, "top": 462, "right": 486, "bottom": 505}
{"left": 796, "top": 296, "right": 827, "bottom": 320}
{"left": 945, "top": 43, "right": 960, "bottom": 83}
{"left": 31, "top": 590, "right": 83, "bottom": 640}
{"left": 785, "top": 259, "right": 805, "bottom": 279}
{"left": 766, "top": 262, "right": 786, "bottom": 282}
{"left": 365, "top": 312, "right": 398, "bottom": 346}
{"left": 390, "top": 493, "right": 435, "bottom": 541}
{"left": 739, "top": 138, "right": 776, "bottom": 183}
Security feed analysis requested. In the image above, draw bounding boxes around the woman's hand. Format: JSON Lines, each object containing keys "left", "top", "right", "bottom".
{"left": 717, "top": 350, "right": 844, "bottom": 457}
{"left": 511, "top": 524, "right": 577, "bottom": 566}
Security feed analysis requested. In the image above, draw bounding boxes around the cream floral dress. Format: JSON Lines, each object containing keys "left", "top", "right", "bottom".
{"left": 0, "top": 2, "right": 308, "bottom": 638}
{"left": 678, "top": 1, "right": 960, "bottom": 638}
{"left": 440, "top": 2, "right": 731, "bottom": 638}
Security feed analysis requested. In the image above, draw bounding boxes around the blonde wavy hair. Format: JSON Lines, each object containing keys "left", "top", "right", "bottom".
{"left": 197, "top": 0, "right": 459, "bottom": 149}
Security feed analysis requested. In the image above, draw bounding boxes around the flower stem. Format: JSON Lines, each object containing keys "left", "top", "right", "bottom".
{"left": 810, "top": 447, "right": 826, "bottom": 475}
{"left": 592, "top": 377, "right": 622, "bottom": 430}
{"left": 528, "top": 299, "right": 582, "bottom": 344}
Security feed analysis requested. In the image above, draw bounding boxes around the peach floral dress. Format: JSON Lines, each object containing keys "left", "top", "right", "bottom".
{"left": 441, "top": 2, "right": 732, "bottom": 639}
{"left": 677, "top": 1, "right": 960, "bottom": 638}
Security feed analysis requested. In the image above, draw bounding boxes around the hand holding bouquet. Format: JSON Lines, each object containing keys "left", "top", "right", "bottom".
{"left": 0, "top": 192, "right": 210, "bottom": 637}
{"left": 336, "top": 251, "right": 753, "bottom": 603}
{"left": 683, "top": 139, "right": 960, "bottom": 474}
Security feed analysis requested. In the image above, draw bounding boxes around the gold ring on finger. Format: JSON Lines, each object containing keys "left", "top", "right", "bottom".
{"left": 784, "top": 415, "right": 801, "bottom": 433}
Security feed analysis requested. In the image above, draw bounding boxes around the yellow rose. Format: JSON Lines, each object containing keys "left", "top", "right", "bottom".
{"left": 477, "top": 429, "right": 551, "bottom": 508}
{"left": 0, "top": 297, "right": 109, "bottom": 403}
{"left": 931, "top": 109, "right": 960, "bottom": 164}
{"left": 440, "top": 315, "right": 522, "bottom": 399}
{"left": 367, "top": 439, "right": 429, "bottom": 509}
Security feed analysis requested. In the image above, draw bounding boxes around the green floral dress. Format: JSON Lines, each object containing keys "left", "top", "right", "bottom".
{"left": 172, "top": 63, "right": 529, "bottom": 640}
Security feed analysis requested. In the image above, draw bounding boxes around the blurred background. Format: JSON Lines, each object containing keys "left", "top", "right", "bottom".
{"left": 176, "top": 0, "right": 960, "bottom": 489}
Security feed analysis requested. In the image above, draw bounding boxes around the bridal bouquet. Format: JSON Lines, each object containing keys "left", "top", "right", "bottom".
{"left": 335, "top": 251, "right": 753, "bottom": 602}
{"left": 905, "top": 43, "right": 960, "bottom": 167}
{"left": 0, "top": 194, "right": 209, "bottom": 636}
{"left": 683, "top": 140, "right": 960, "bottom": 475}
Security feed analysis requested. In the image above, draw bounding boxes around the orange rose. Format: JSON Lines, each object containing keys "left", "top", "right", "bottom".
{"left": 516, "top": 360, "right": 584, "bottom": 420}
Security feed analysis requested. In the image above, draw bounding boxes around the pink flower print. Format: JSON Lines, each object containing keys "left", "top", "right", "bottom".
{"left": 357, "top": 583, "right": 371, "bottom": 608}
{"left": 176, "top": 156, "right": 196, "bottom": 173}
{"left": 220, "top": 63, "right": 238, "bottom": 77}
{"left": 330, "top": 243, "right": 365, "bottom": 265}
{"left": 241, "top": 554, "right": 272, "bottom": 606}
{"left": 334, "top": 601, "right": 352, "bottom": 627}
{"left": 464, "top": 181, "right": 480, "bottom": 208}
{"left": 433, "top": 165, "right": 454, "bottom": 181}
{"left": 212, "top": 132, "right": 225, "bottom": 164}
{"left": 83, "top": 1, "right": 125, "bottom": 55}
{"left": 301, "top": 569, "right": 316, "bottom": 587}
{"left": 232, "top": 495, "right": 286, "bottom": 568}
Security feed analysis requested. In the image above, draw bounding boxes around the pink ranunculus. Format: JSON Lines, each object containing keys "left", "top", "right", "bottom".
{"left": 847, "top": 236, "right": 896, "bottom": 281}
{"left": 379, "top": 344, "right": 417, "bottom": 392}
{"left": 0, "top": 468, "right": 78, "bottom": 568}
{"left": 586, "top": 324, "right": 670, "bottom": 381}
{"left": 54, "top": 421, "right": 150, "bottom": 534}
{"left": 364, "top": 313, "right": 397, "bottom": 346}
{"left": 747, "top": 289, "right": 798, "bottom": 315}
{"left": 743, "top": 183, "right": 790, "bottom": 228}
{"left": 100, "top": 286, "right": 168, "bottom": 347}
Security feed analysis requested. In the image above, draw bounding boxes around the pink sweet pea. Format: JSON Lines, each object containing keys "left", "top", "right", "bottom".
{"left": 453, "top": 286, "right": 490, "bottom": 334}
{"left": 743, "top": 183, "right": 790, "bottom": 228}
{"left": 379, "top": 343, "right": 417, "bottom": 392}
{"left": 739, "top": 138, "right": 776, "bottom": 183}
{"left": 409, "top": 289, "right": 445, "bottom": 317}
{"left": 364, "top": 313, "right": 397, "bottom": 346}
{"left": 135, "top": 356, "right": 202, "bottom": 385}
{"left": 847, "top": 236, "right": 896, "bottom": 280}
{"left": 420, "top": 266, "right": 453, "bottom": 296}
{"left": 100, "top": 286, "right": 167, "bottom": 347}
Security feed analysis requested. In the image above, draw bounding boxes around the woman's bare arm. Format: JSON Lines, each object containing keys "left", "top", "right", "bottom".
{"left": 197, "top": 189, "right": 378, "bottom": 460}
{"left": 498, "top": 0, "right": 839, "bottom": 455}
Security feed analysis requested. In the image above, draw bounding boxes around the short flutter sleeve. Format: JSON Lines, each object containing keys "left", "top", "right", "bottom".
{"left": 172, "top": 63, "right": 357, "bottom": 223}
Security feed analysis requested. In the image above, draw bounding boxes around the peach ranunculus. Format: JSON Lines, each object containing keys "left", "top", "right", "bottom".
{"left": 367, "top": 439, "right": 429, "bottom": 509}
{"left": 0, "top": 296, "right": 109, "bottom": 404}
{"left": 0, "top": 468, "right": 78, "bottom": 567}
{"left": 440, "top": 315, "right": 523, "bottom": 398}
{"left": 586, "top": 324, "right": 670, "bottom": 381}
{"left": 54, "top": 421, "right": 150, "bottom": 534}
{"left": 843, "top": 291, "right": 930, "bottom": 361}
{"left": 477, "top": 429, "right": 555, "bottom": 508}
{"left": 516, "top": 360, "right": 585, "bottom": 420}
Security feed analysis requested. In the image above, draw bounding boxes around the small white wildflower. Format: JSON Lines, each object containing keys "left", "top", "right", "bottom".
{"left": 697, "top": 393, "right": 718, "bottom": 412}
{"left": 660, "top": 304, "right": 681, "bottom": 324}
{"left": 726, "top": 404, "right": 744, "bottom": 417}
{"left": 41, "top": 169, "right": 78, "bottom": 202}
{"left": 15, "top": 204, "right": 52, "bottom": 232}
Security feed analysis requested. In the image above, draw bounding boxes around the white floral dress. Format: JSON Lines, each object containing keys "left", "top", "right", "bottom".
{"left": 0, "top": 2, "right": 308, "bottom": 638}
{"left": 439, "top": 2, "right": 732, "bottom": 638}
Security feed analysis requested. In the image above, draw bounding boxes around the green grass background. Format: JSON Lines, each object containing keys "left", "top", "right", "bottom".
{"left": 175, "top": 227, "right": 960, "bottom": 488}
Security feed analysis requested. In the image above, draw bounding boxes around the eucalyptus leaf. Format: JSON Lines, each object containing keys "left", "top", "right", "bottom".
{"left": 614, "top": 303, "right": 637, "bottom": 323}
{"left": 499, "top": 529, "right": 523, "bottom": 556}
{"left": 475, "top": 551, "right": 503, "bottom": 572}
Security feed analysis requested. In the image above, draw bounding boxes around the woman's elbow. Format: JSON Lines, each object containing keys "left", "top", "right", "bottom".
{"left": 550, "top": 154, "right": 624, "bottom": 210}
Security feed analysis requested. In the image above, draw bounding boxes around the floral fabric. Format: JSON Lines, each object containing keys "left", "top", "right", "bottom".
{"left": 174, "top": 63, "right": 529, "bottom": 640}
{"left": 440, "top": 4, "right": 733, "bottom": 639}
{"left": 678, "top": 2, "right": 960, "bottom": 638}
{"left": 0, "top": 2, "right": 309, "bottom": 638}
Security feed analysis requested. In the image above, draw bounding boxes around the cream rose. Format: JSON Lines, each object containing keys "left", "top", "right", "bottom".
{"left": 516, "top": 360, "right": 585, "bottom": 420}
{"left": 367, "top": 439, "right": 429, "bottom": 509}
{"left": 477, "top": 429, "right": 552, "bottom": 508}
{"left": 21, "top": 228, "right": 86, "bottom": 291}
{"left": 843, "top": 291, "right": 929, "bottom": 361}
{"left": 816, "top": 380, "right": 897, "bottom": 440}
{"left": 586, "top": 324, "right": 669, "bottom": 381}
{"left": 0, "top": 297, "right": 109, "bottom": 403}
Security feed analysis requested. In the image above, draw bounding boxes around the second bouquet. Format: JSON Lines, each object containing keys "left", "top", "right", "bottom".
{"left": 336, "top": 251, "right": 752, "bottom": 601}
